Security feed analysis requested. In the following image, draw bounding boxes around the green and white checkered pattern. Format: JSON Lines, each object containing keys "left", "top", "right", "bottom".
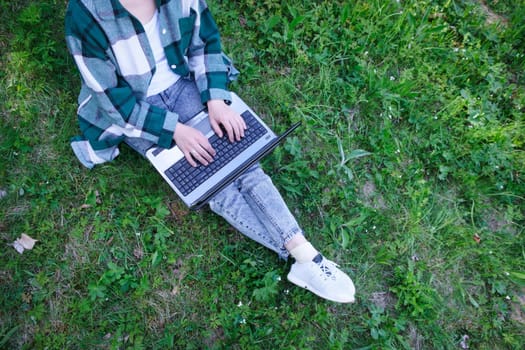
{"left": 65, "top": 0, "right": 234, "bottom": 168}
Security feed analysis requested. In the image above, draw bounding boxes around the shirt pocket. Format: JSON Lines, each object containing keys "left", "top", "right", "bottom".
{"left": 178, "top": 12, "right": 196, "bottom": 54}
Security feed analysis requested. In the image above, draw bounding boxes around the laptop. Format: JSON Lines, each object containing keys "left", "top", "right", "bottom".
{"left": 145, "top": 92, "right": 300, "bottom": 210}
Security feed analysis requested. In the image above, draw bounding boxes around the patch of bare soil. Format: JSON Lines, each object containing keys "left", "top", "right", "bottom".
{"left": 361, "top": 180, "right": 387, "bottom": 210}
{"left": 369, "top": 291, "right": 395, "bottom": 310}
{"left": 478, "top": 0, "right": 508, "bottom": 26}
{"left": 511, "top": 289, "right": 525, "bottom": 325}
{"left": 482, "top": 207, "right": 517, "bottom": 235}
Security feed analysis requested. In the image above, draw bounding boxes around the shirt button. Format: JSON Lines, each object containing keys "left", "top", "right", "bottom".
{"left": 162, "top": 28, "right": 167, "bottom": 35}
{"left": 170, "top": 64, "right": 176, "bottom": 69}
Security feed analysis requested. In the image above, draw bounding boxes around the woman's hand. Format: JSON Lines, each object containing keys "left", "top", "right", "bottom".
{"left": 173, "top": 123, "right": 216, "bottom": 167}
{"left": 207, "top": 99, "right": 247, "bottom": 143}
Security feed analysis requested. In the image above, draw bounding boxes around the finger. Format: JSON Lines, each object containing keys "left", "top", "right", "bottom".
{"left": 223, "top": 122, "right": 235, "bottom": 143}
{"left": 235, "top": 116, "right": 247, "bottom": 140}
{"left": 233, "top": 114, "right": 246, "bottom": 139}
{"left": 184, "top": 150, "right": 198, "bottom": 167}
{"left": 233, "top": 121, "right": 243, "bottom": 141}
{"left": 239, "top": 114, "right": 247, "bottom": 130}
{"left": 196, "top": 144, "right": 214, "bottom": 164}
{"left": 200, "top": 140, "right": 216, "bottom": 158}
{"left": 194, "top": 132, "right": 215, "bottom": 158}
{"left": 238, "top": 116, "right": 247, "bottom": 136}
{"left": 189, "top": 148, "right": 210, "bottom": 166}
{"left": 210, "top": 118, "right": 223, "bottom": 138}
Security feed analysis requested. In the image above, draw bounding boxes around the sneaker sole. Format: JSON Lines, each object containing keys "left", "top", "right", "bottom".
{"left": 287, "top": 273, "right": 355, "bottom": 303}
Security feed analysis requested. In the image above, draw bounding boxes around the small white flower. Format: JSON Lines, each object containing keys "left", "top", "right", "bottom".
{"left": 237, "top": 301, "right": 243, "bottom": 307}
{"left": 506, "top": 295, "right": 511, "bottom": 300}
{"left": 372, "top": 226, "right": 376, "bottom": 230}
{"left": 276, "top": 276, "right": 281, "bottom": 281}
{"left": 240, "top": 318, "right": 246, "bottom": 324}
{"left": 504, "top": 271, "right": 510, "bottom": 276}
{"left": 390, "top": 76, "right": 396, "bottom": 81}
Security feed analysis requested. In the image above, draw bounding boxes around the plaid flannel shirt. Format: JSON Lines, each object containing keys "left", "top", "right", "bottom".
{"left": 65, "top": 0, "right": 236, "bottom": 168}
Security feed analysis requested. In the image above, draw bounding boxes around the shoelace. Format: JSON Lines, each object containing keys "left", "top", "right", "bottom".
{"left": 319, "top": 262, "right": 333, "bottom": 277}
{"left": 313, "top": 254, "right": 338, "bottom": 280}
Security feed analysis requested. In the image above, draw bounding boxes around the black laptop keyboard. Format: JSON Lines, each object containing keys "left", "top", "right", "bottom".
{"left": 165, "top": 110, "right": 268, "bottom": 196}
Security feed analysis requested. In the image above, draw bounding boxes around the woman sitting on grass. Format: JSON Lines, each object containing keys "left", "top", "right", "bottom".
{"left": 65, "top": 0, "right": 355, "bottom": 303}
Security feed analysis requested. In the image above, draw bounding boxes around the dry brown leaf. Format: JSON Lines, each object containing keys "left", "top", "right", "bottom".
{"left": 13, "top": 233, "right": 38, "bottom": 254}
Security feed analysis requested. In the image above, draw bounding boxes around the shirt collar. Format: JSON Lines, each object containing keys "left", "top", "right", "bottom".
{"left": 96, "top": 0, "right": 162, "bottom": 20}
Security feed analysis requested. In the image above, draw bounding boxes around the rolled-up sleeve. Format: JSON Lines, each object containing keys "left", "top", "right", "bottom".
{"left": 187, "top": 0, "right": 232, "bottom": 103}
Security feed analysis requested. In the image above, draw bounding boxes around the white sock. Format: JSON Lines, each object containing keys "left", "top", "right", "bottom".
{"left": 289, "top": 242, "right": 318, "bottom": 263}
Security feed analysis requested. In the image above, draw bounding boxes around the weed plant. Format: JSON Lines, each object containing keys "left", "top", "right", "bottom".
{"left": 1, "top": 0, "right": 524, "bottom": 349}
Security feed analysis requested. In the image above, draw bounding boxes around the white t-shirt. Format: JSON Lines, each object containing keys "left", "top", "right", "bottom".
{"left": 144, "top": 12, "right": 181, "bottom": 97}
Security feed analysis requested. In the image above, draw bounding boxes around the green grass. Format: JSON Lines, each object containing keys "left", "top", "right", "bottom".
{"left": 1, "top": 0, "right": 524, "bottom": 348}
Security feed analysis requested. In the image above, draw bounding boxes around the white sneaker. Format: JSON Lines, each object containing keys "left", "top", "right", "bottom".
{"left": 287, "top": 254, "right": 356, "bottom": 303}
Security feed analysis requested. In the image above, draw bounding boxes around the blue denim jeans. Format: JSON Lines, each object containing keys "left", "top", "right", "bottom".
{"left": 144, "top": 78, "right": 302, "bottom": 259}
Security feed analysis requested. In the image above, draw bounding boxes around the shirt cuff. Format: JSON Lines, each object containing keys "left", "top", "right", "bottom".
{"left": 156, "top": 111, "right": 178, "bottom": 149}
{"left": 201, "top": 88, "right": 232, "bottom": 105}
